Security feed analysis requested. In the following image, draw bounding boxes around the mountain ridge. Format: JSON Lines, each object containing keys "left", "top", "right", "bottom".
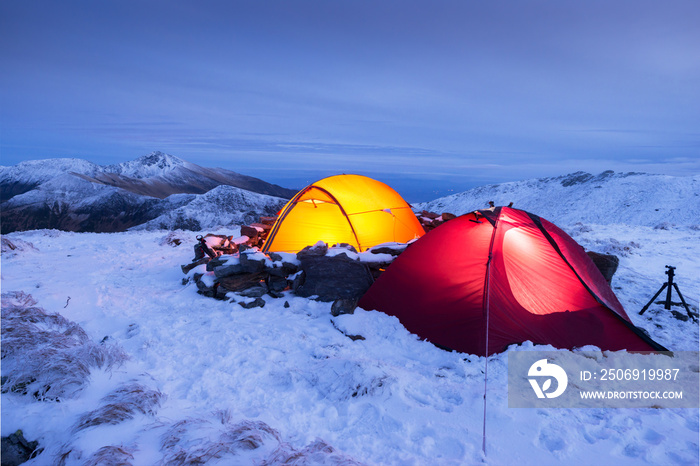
{"left": 0, "top": 152, "right": 292, "bottom": 233}
{"left": 417, "top": 170, "right": 700, "bottom": 227}
{"left": 0, "top": 151, "right": 297, "bottom": 202}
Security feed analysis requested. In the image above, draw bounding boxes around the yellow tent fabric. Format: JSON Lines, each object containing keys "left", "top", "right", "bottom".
{"left": 261, "top": 174, "right": 425, "bottom": 253}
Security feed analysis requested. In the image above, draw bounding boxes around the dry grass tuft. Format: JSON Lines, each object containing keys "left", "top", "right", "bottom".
{"left": 263, "top": 439, "right": 365, "bottom": 465}
{"left": 157, "top": 412, "right": 363, "bottom": 466}
{"left": 158, "top": 416, "right": 282, "bottom": 465}
{"left": 1, "top": 292, "right": 128, "bottom": 401}
{"left": 1, "top": 237, "right": 38, "bottom": 255}
{"left": 83, "top": 445, "right": 136, "bottom": 466}
{"left": 74, "top": 383, "right": 165, "bottom": 432}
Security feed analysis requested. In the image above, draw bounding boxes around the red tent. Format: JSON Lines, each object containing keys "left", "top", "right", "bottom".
{"left": 358, "top": 207, "right": 666, "bottom": 356}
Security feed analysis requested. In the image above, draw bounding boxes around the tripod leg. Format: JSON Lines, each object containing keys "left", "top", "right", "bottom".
{"left": 639, "top": 283, "right": 667, "bottom": 315}
{"left": 664, "top": 279, "right": 674, "bottom": 310}
{"left": 672, "top": 283, "right": 698, "bottom": 322}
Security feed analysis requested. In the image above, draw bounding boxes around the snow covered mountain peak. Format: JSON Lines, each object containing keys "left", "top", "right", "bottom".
{"left": 0, "top": 158, "right": 103, "bottom": 179}
{"left": 106, "top": 151, "right": 188, "bottom": 179}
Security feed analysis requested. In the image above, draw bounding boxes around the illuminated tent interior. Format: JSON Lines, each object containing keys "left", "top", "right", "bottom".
{"left": 261, "top": 174, "right": 425, "bottom": 253}
{"left": 358, "top": 207, "right": 667, "bottom": 356}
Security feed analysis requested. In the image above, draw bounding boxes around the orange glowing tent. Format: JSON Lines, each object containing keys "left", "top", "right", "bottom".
{"left": 261, "top": 174, "right": 425, "bottom": 253}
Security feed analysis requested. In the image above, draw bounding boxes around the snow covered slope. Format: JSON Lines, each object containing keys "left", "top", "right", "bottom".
{"left": 1, "top": 221, "right": 698, "bottom": 465}
{"left": 0, "top": 177, "right": 285, "bottom": 233}
{"left": 418, "top": 171, "right": 700, "bottom": 227}
{"left": 131, "top": 185, "right": 287, "bottom": 231}
{"left": 0, "top": 158, "right": 103, "bottom": 202}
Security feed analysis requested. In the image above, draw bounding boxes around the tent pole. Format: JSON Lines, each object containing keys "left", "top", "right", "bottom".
{"left": 482, "top": 213, "right": 499, "bottom": 456}
{"left": 482, "top": 255, "right": 491, "bottom": 456}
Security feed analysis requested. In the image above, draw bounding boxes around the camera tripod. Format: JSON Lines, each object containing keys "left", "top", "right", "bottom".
{"left": 639, "top": 265, "right": 697, "bottom": 322}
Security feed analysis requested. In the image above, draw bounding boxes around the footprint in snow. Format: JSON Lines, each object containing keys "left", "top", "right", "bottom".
{"left": 642, "top": 429, "right": 665, "bottom": 446}
{"left": 537, "top": 426, "right": 566, "bottom": 453}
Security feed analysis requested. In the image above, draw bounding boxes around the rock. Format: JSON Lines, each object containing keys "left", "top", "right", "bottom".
{"left": 250, "top": 222, "right": 272, "bottom": 231}
{"left": 214, "top": 284, "right": 232, "bottom": 300}
{"left": 290, "top": 271, "right": 305, "bottom": 291}
{"left": 267, "top": 253, "right": 299, "bottom": 276}
{"left": 269, "top": 252, "right": 284, "bottom": 262}
{"left": 239, "top": 252, "right": 266, "bottom": 273}
{"left": 214, "top": 262, "right": 245, "bottom": 278}
{"left": 1, "top": 430, "right": 42, "bottom": 466}
{"left": 217, "top": 272, "right": 267, "bottom": 293}
{"left": 441, "top": 212, "right": 457, "bottom": 221}
{"left": 181, "top": 257, "right": 208, "bottom": 274}
{"left": 195, "top": 277, "right": 216, "bottom": 297}
{"left": 268, "top": 266, "right": 289, "bottom": 277}
{"left": 266, "top": 275, "right": 288, "bottom": 293}
{"left": 238, "top": 285, "right": 268, "bottom": 298}
{"left": 369, "top": 244, "right": 407, "bottom": 256}
{"left": 296, "top": 255, "right": 374, "bottom": 302}
{"left": 586, "top": 251, "right": 620, "bottom": 284}
{"left": 240, "top": 225, "right": 260, "bottom": 242}
{"left": 197, "top": 287, "right": 217, "bottom": 299}
{"left": 284, "top": 301, "right": 290, "bottom": 308}
{"left": 297, "top": 242, "right": 328, "bottom": 258}
{"left": 239, "top": 297, "right": 266, "bottom": 309}
{"left": 331, "top": 298, "right": 359, "bottom": 317}
{"left": 420, "top": 210, "right": 440, "bottom": 219}
{"left": 206, "top": 256, "right": 227, "bottom": 271}
{"left": 330, "top": 243, "right": 358, "bottom": 253}
{"left": 671, "top": 310, "right": 689, "bottom": 322}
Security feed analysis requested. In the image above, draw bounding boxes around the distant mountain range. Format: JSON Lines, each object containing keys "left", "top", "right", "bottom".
{"left": 3, "top": 156, "right": 697, "bottom": 234}
{"left": 417, "top": 170, "right": 700, "bottom": 227}
{"left": 0, "top": 152, "right": 294, "bottom": 233}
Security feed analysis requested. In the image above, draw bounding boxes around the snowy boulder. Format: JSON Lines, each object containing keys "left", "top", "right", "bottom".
{"left": 1, "top": 430, "right": 42, "bottom": 466}
{"left": 331, "top": 298, "right": 359, "bottom": 317}
{"left": 586, "top": 251, "right": 619, "bottom": 284}
{"left": 267, "top": 252, "right": 300, "bottom": 277}
{"left": 297, "top": 241, "right": 329, "bottom": 257}
{"left": 366, "top": 242, "right": 408, "bottom": 256}
{"left": 239, "top": 250, "right": 269, "bottom": 273}
{"left": 214, "top": 262, "right": 245, "bottom": 278}
{"left": 238, "top": 297, "right": 266, "bottom": 309}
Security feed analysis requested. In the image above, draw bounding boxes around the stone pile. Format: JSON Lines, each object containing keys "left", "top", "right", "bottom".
{"left": 181, "top": 238, "right": 412, "bottom": 314}
{"left": 181, "top": 216, "right": 277, "bottom": 274}
{"left": 416, "top": 210, "right": 457, "bottom": 232}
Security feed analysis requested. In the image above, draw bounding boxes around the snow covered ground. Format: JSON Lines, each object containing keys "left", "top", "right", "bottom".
{"left": 2, "top": 220, "right": 699, "bottom": 465}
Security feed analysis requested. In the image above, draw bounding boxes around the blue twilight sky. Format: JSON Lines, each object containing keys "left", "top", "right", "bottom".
{"left": 1, "top": 1, "right": 699, "bottom": 202}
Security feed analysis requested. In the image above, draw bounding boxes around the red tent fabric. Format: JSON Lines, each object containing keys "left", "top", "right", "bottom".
{"left": 358, "top": 207, "right": 665, "bottom": 356}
